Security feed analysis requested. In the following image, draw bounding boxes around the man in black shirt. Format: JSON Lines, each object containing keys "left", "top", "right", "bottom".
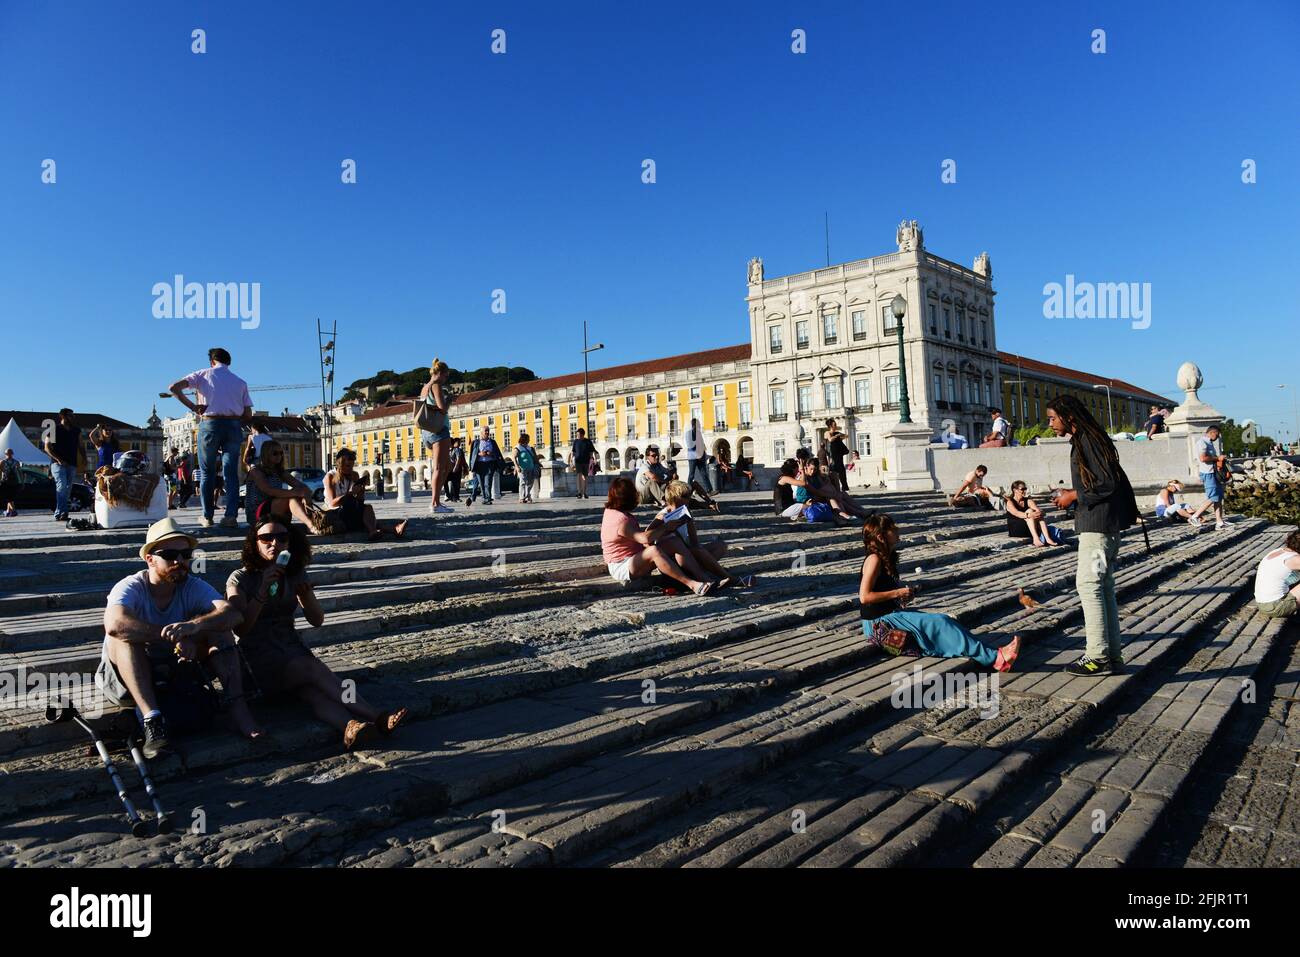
{"left": 1047, "top": 395, "right": 1139, "bottom": 677}
{"left": 42, "top": 408, "right": 81, "bottom": 520}
{"left": 569, "top": 428, "right": 596, "bottom": 499}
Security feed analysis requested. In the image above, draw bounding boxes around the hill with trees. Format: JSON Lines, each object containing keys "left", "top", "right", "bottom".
{"left": 342, "top": 365, "right": 537, "bottom": 402}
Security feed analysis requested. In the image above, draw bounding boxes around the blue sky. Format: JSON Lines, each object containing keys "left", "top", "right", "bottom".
{"left": 2, "top": 1, "right": 1298, "bottom": 439}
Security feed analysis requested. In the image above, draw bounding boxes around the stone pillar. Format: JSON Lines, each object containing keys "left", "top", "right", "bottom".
{"left": 1164, "top": 361, "right": 1225, "bottom": 481}
{"left": 883, "top": 421, "right": 938, "bottom": 491}
{"left": 540, "top": 460, "right": 572, "bottom": 498}
{"left": 396, "top": 469, "right": 411, "bottom": 503}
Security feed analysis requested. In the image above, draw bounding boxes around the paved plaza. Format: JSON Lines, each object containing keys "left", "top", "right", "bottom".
{"left": 0, "top": 490, "right": 1297, "bottom": 868}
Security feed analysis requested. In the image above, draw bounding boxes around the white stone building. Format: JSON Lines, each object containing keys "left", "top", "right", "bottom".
{"left": 746, "top": 221, "right": 998, "bottom": 481}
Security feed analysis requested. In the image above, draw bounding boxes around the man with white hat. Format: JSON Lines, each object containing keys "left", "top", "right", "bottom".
{"left": 96, "top": 517, "right": 263, "bottom": 757}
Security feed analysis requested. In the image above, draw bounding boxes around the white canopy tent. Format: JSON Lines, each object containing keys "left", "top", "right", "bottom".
{"left": 0, "top": 417, "right": 52, "bottom": 464}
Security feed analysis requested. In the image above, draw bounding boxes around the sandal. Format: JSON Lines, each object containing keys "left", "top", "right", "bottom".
{"left": 691, "top": 580, "right": 717, "bottom": 597}
{"left": 343, "top": 719, "right": 379, "bottom": 751}
{"left": 377, "top": 707, "right": 409, "bottom": 735}
{"left": 994, "top": 636, "right": 1021, "bottom": 673}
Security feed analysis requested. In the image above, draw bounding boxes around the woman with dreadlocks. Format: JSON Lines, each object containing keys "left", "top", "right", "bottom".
{"left": 859, "top": 513, "right": 1021, "bottom": 671}
{"left": 1045, "top": 394, "right": 1139, "bottom": 677}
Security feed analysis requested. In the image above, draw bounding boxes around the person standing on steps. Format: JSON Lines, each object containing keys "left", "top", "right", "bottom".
{"left": 684, "top": 418, "right": 713, "bottom": 496}
{"left": 514, "top": 431, "right": 540, "bottom": 503}
{"left": 418, "top": 358, "right": 455, "bottom": 514}
{"left": 1045, "top": 394, "right": 1139, "bottom": 677}
{"left": 569, "top": 428, "right": 596, "bottom": 499}
{"left": 167, "top": 347, "right": 253, "bottom": 528}
{"left": 89, "top": 423, "right": 121, "bottom": 470}
{"left": 42, "top": 408, "right": 81, "bottom": 521}
{"left": 825, "top": 418, "right": 850, "bottom": 491}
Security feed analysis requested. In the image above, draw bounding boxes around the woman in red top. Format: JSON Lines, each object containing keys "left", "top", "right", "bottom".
{"left": 601, "top": 478, "right": 718, "bottom": 596}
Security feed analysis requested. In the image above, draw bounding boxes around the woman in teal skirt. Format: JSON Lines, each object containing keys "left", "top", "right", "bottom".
{"left": 859, "top": 513, "right": 1021, "bottom": 672}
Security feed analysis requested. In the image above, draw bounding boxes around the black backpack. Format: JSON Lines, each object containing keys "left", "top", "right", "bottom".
{"left": 152, "top": 659, "right": 221, "bottom": 734}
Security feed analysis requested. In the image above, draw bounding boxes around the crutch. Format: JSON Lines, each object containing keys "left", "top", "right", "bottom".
{"left": 46, "top": 702, "right": 150, "bottom": 838}
{"left": 125, "top": 734, "right": 173, "bottom": 834}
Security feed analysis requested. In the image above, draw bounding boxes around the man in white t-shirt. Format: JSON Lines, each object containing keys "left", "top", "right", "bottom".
{"left": 95, "top": 518, "right": 262, "bottom": 757}
{"left": 1188, "top": 425, "right": 1227, "bottom": 530}
{"left": 981, "top": 409, "right": 1009, "bottom": 448}
{"left": 684, "top": 418, "right": 713, "bottom": 494}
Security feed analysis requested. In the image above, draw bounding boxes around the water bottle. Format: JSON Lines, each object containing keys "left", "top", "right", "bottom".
{"left": 268, "top": 549, "right": 291, "bottom": 597}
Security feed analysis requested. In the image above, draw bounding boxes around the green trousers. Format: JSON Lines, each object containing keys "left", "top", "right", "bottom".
{"left": 1076, "top": 531, "right": 1123, "bottom": 661}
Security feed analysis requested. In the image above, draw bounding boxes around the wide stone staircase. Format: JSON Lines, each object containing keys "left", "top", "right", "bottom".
{"left": 0, "top": 490, "right": 1292, "bottom": 867}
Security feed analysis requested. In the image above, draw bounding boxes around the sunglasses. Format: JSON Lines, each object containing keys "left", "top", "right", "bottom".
{"left": 256, "top": 531, "right": 289, "bottom": 543}
{"left": 153, "top": 548, "right": 194, "bottom": 564}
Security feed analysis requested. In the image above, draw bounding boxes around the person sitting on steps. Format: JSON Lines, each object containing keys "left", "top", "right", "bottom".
{"left": 95, "top": 518, "right": 264, "bottom": 758}
{"left": 600, "top": 477, "right": 720, "bottom": 596}
{"left": 1155, "top": 479, "right": 1196, "bottom": 523}
{"left": 859, "top": 513, "right": 1020, "bottom": 672}
{"left": 244, "top": 439, "right": 321, "bottom": 531}
{"left": 653, "top": 480, "right": 754, "bottom": 588}
{"left": 1252, "top": 528, "right": 1300, "bottom": 620}
{"left": 323, "top": 448, "right": 408, "bottom": 540}
{"left": 1005, "top": 480, "right": 1064, "bottom": 547}
{"left": 225, "top": 511, "right": 408, "bottom": 751}
{"left": 950, "top": 465, "right": 1003, "bottom": 510}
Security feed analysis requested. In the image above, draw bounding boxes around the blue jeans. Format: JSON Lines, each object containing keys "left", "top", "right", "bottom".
{"left": 52, "top": 463, "right": 75, "bottom": 515}
{"left": 866, "top": 611, "right": 999, "bottom": 667}
{"left": 198, "top": 418, "right": 243, "bottom": 520}
{"left": 688, "top": 458, "right": 713, "bottom": 494}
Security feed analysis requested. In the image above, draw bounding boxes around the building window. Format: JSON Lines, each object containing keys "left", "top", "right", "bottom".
{"left": 796, "top": 320, "right": 809, "bottom": 350}
{"left": 668, "top": 411, "right": 679, "bottom": 435}
{"left": 713, "top": 400, "right": 727, "bottom": 430}
{"left": 1022, "top": 397, "right": 1029, "bottom": 418}
{"left": 647, "top": 411, "right": 658, "bottom": 435}
{"left": 948, "top": 374, "right": 957, "bottom": 403}
{"left": 956, "top": 306, "right": 966, "bottom": 341}
{"left": 535, "top": 424, "right": 544, "bottom": 447}
{"left": 823, "top": 379, "right": 841, "bottom": 409}
{"left": 668, "top": 391, "right": 677, "bottom": 403}
{"left": 605, "top": 398, "right": 615, "bottom": 411}
{"left": 626, "top": 395, "right": 635, "bottom": 407}
{"left": 770, "top": 388, "right": 786, "bottom": 418}
{"left": 1034, "top": 399, "right": 1041, "bottom": 422}
{"left": 984, "top": 382, "right": 992, "bottom": 406}
{"left": 567, "top": 404, "right": 576, "bottom": 415}
{"left": 502, "top": 432, "right": 511, "bottom": 451}
{"left": 981, "top": 320, "right": 989, "bottom": 349}
{"left": 854, "top": 377, "right": 871, "bottom": 409}
{"left": 883, "top": 305, "right": 901, "bottom": 334}
{"left": 626, "top": 413, "right": 635, "bottom": 437}
{"left": 943, "top": 308, "right": 951, "bottom": 338}
{"left": 933, "top": 373, "right": 943, "bottom": 401}
{"left": 797, "top": 385, "right": 812, "bottom": 416}
{"left": 739, "top": 398, "right": 751, "bottom": 427}
{"left": 551, "top": 425, "right": 560, "bottom": 447}
{"left": 885, "top": 375, "right": 901, "bottom": 406}
{"left": 568, "top": 422, "right": 577, "bottom": 442}
{"left": 928, "top": 303, "right": 937, "bottom": 334}
{"left": 774, "top": 439, "right": 786, "bottom": 461}
{"left": 606, "top": 413, "right": 616, "bottom": 439}
{"left": 690, "top": 387, "right": 701, "bottom": 400}
{"left": 858, "top": 433, "right": 872, "bottom": 456}
{"left": 738, "top": 380, "right": 749, "bottom": 395}
{"left": 852, "top": 310, "right": 866, "bottom": 340}
{"left": 823, "top": 311, "right": 838, "bottom": 344}
{"left": 768, "top": 325, "right": 783, "bottom": 353}
{"left": 645, "top": 393, "right": 655, "bottom": 404}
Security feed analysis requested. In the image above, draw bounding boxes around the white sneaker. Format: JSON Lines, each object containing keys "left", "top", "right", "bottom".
{"left": 1215, "top": 521, "right": 1227, "bottom": 531}
{"left": 433, "top": 503, "right": 454, "bottom": 514}
{"left": 1187, "top": 516, "right": 1202, "bottom": 529}
{"left": 199, "top": 516, "right": 214, "bottom": 527}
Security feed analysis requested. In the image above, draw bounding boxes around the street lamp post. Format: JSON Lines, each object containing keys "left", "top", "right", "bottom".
{"left": 1280, "top": 385, "right": 1300, "bottom": 452}
{"left": 890, "top": 295, "right": 912, "bottom": 424}
{"left": 1092, "top": 383, "right": 1114, "bottom": 433}
{"left": 581, "top": 321, "right": 605, "bottom": 439}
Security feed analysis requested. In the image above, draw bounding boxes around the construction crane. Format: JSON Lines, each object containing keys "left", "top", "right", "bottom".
{"left": 158, "top": 383, "right": 317, "bottom": 398}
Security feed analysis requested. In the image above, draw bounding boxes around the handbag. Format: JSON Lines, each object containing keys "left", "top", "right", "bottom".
{"left": 414, "top": 394, "right": 448, "bottom": 435}
{"left": 869, "top": 620, "right": 915, "bottom": 657}
{"left": 804, "top": 502, "right": 833, "bottom": 523}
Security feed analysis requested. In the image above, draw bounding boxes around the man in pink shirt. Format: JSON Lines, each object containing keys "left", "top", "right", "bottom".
{"left": 168, "top": 347, "right": 253, "bottom": 528}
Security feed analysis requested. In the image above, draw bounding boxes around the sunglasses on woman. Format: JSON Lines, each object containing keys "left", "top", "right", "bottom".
{"left": 257, "top": 531, "right": 289, "bottom": 543}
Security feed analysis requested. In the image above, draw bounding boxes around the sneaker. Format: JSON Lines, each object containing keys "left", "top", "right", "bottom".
{"left": 433, "top": 503, "right": 454, "bottom": 514}
{"left": 199, "top": 515, "right": 214, "bottom": 527}
{"left": 219, "top": 516, "right": 238, "bottom": 528}
{"left": 1215, "top": 521, "right": 1227, "bottom": 531}
{"left": 140, "top": 714, "right": 170, "bottom": 759}
{"left": 1064, "top": 654, "right": 1116, "bottom": 677}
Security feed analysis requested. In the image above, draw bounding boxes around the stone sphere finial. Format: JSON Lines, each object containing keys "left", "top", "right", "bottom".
{"left": 1176, "top": 361, "right": 1202, "bottom": 396}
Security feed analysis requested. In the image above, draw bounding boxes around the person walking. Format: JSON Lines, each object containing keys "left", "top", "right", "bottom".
{"left": 569, "top": 428, "right": 596, "bottom": 499}
{"left": 167, "top": 347, "right": 253, "bottom": 528}
{"left": 684, "top": 418, "right": 713, "bottom": 495}
{"left": 446, "top": 437, "right": 467, "bottom": 503}
{"left": 467, "top": 425, "right": 502, "bottom": 505}
{"left": 175, "top": 451, "right": 195, "bottom": 508}
{"left": 418, "top": 359, "right": 455, "bottom": 514}
{"left": 1187, "top": 425, "right": 1228, "bottom": 531}
{"left": 42, "top": 408, "right": 80, "bottom": 521}
{"left": 1046, "top": 394, "right": 1140, "bottom": 677}
{"left": 514, "top": 432, "right": 540, "bottom": 503}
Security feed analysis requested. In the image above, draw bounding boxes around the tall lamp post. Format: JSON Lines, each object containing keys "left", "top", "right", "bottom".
{"left": 581, "top": 321, "right": 605, "bottom": 438}
{"left": 1280, "top": 385, "right": 1300, "bottom": 452}
{"left": 890, "top": 295, "right": 912, "bottom": 424}
{"left": 1092, "top": 382, "right": 1114, "bottom": 433}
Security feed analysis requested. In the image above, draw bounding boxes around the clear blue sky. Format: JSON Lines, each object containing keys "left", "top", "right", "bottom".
{"left": 2, "top": 1, "right": 1298, "bottom": 439}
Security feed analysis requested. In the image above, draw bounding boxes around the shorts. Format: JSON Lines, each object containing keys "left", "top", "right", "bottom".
{"left": 607, "top": 556, "right": 637, "bottom": 584}
{"left": 94, "top": 641, "right": 174, "bottom": 707}
{"left": 422, "top": 428, "right": 451, "bottom": 447}
{"left": 1202, "top": 471, "right": 1224, "bottom": 503}
{"left": 1257, "top": 595, "right": 1297, "bottom": 619}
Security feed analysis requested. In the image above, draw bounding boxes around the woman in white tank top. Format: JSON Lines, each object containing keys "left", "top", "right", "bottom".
{"left": 1254, "top": 529, "right": 1300, "bottom": 619}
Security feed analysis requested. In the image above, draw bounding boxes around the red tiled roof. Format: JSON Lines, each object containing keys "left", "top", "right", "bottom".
{"left": 0, "top": 410, "right": 141, "bottom": 431}
{"left": 996, "top": 352, "right": 1173, "bottom": 405}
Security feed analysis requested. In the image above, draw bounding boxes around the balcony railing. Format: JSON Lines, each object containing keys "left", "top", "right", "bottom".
{"left": 824, "top": 335, "right": 837, "bottom": 345}
{"left": 769, "top": 413, "right": 788, "bottom": 422}
{"left": 796, "top": 339, "right": 810, "bottom": 350}
{"left": 882, "top": 402, "right": 900, "bottom": 412}
{"left": 714, "top": 422, "right": 727, "bottom": 432}
{"left": 738, "top": 421, "right": 752, "bottom": 430}
{"left": 770, "top": 344, "right": 783, "bottom": 354}
{"left": 853, "top": 331, "right": 867, "bottom": 341}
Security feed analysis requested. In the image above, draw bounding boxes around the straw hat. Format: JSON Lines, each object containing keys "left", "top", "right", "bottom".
{"left": 139, "top": 517, "right": 199, "bottom": 561}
